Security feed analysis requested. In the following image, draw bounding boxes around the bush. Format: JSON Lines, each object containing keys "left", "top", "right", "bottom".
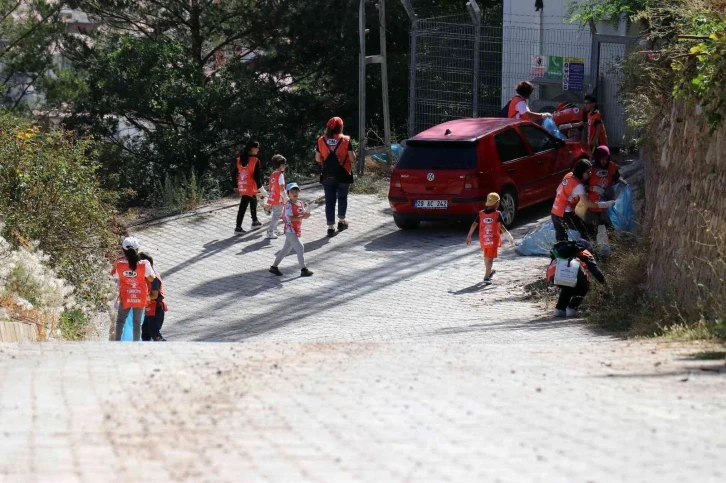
{"left": 154, "top": 169, "right": 222, "bottom": 215}
{"left": 0, "top": 113, "right": 117, "bottom": 311}
{"left": 58, "top": 309, "right": 90, "bottom": 341}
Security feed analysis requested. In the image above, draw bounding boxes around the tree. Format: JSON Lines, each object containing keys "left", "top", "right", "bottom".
{"left": 0, "top": 0, "right": 69, "bottom": 110}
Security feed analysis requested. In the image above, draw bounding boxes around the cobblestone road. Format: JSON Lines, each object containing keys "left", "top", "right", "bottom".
{"left": 1, "top": 191, "right": 725, "bottom": 482}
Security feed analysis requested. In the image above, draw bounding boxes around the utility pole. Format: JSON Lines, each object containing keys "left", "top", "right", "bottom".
{"left": 467, "top": 1, "right": 482, "bottom": 118}
{"left": 357, "top": 0, "right": 393, "bottom": 175}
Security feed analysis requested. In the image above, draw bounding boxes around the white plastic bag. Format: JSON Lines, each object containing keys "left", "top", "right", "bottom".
{"left": 554, "top": 258, "right": 580, "bottom": 287}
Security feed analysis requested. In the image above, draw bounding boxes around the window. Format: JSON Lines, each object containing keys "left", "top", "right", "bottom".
{"left": 396, "top": 142, "right": 477, "bottom": 170}
{"left": 494, "top": 129, "right": 529, "bottom": 162}
{"left": 519, "top": 125, "right": 558, "bottom": 154}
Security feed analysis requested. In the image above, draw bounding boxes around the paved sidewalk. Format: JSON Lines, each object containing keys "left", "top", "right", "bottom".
{"left": 1, "top": 193, "right": 725, "bottom": 482}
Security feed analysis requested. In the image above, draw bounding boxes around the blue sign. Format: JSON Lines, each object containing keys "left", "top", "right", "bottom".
{"left": 563, "top": 57, "right": 585, "bottom": 92}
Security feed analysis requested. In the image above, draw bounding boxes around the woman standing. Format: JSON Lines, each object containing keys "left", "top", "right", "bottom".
{"left": 235, "top": 140, "right": 263, "bottom": 233}
{"left": 315, "top": 117, "right": 357, "bottom": 238}
{"left": 112, "top": 237, "right": 155, "bottom": 341}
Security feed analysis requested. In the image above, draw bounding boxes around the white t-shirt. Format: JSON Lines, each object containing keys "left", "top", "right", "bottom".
{"left": 514, "top": 100, "right": 529, "bottom": 119}
{"left": 564, "top": 184, "right": 586, "bottom": 213}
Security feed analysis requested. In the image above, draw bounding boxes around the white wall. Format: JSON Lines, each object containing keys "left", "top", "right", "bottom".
{"left": 499, "top": 0, "right": 623, "bottom": 111}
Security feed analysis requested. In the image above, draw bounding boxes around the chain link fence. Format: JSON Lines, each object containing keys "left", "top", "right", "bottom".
{"left": 406, "top": 8, "right": 635, "bottom": 148}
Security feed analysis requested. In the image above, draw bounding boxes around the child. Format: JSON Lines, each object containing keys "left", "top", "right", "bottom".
{"left": 139, "top": 253, "right": 168, "bottom": 341}
{"left": 265, "top": 154, "right": 288, "bottom": 239}
{"left": 269, "top": 183, "right": 314, "bottom": 277}
{"left": 466, "top": 193, "right": 515, "bottom": 282}
{"left": 111, "top": 237, "right": 155, "bottom": 341}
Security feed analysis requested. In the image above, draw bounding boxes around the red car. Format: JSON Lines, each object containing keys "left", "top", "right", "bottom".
{"left": 388, "top": 118, "right": 588, "bottom": 229}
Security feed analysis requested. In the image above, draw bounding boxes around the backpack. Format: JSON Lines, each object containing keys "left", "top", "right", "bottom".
{"left": 498, "top": 101, "right": 511, "bottom": 119}
{"left": 320, "top": 138, "right": 354, "bottom": 184}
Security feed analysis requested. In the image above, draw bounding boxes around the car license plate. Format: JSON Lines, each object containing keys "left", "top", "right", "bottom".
{"left": 415, "top": 200, "right": 448, "bottom": 209}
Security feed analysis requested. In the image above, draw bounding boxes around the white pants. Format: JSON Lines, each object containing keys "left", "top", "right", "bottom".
{"left": 273, "top": 232, "right": 306, "bottom": 268}
{"left": 267, "top": 204, "right": 283, "bottom": 236}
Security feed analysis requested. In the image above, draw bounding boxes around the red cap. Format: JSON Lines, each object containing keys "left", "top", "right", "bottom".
{"left": 326, "top": 117, "right": 344, "bottom": 130}
{"left": 593, "top": 145, "right": 610, "bottom": 159}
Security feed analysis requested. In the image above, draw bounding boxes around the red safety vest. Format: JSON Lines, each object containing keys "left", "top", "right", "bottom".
{"left": 267, "top": 170, "right": 284, "bottom": 206}
{"left": 551, "top": 172, "right": 583, "bottom": 217}
{"left": 478, "top": 210, "right": 502, "bottom": 249}
{"left": 587, "top": 110, "right": 608, "bottom": 147}
{"left": 588, "top": 162, "right": 618, "bottom": 213}
{"left": 507, "top": 95, "right": 526, "bottom": 119}
{"left": 114, "top": 259, "right": 149, "bottom": 310}
{"left": 144, "top": 273, "right": 168, "bottom": 317}
{"left": 236, "top": 156, "right": 259, "bottom": 197}
{"left": 283, "top": 200, "right": 305, "bottom": 237}
{"left": 317, "top": 135, "right": 352, "bottom": 175}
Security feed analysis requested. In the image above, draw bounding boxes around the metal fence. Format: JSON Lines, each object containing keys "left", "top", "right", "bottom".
{"left": 406, "top": 11, "right": 636, "bottom": 148}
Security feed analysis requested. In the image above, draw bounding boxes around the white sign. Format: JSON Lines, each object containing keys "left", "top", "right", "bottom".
{"left": 531, "top": 54, "right": 547, "bottom": 78}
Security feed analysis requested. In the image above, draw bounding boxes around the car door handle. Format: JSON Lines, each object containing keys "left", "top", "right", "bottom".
{"left": 537, "top": 160, "right": 544, "bottom": 165}
{"left": 508, "top": 168, "right": 515, "bottom": 173}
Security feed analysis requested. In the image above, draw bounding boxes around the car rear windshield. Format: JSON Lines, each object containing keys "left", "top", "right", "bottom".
{"left": 396, "top": 141, "right": 477, "bottom": 170}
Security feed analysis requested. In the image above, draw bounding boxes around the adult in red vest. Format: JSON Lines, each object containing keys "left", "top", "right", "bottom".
{"left": 551, "top": 159, "right": 615, "bottom": 242}
{"left": 111, "top": 237, "right": 155, "bottom": 341}
{"left": 506, "top": 81, "right": 553, "bottom": 121}
{"left": 587, "top": 145, "right": 628, "bottom": 229}
{"left": 315, "top": 117, "right": 357, "bottom": 237}
{"left": 234, "top": 139, "right": 263, "bottom": 233}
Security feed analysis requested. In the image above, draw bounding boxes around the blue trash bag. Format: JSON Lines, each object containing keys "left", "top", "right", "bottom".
{"left": 120, "top": 310, "right": 145, "bottom": 341}
{"left": 542, "top": 117, "right": 567, "bottom": 140}
{"left": 515, "top": 221, "right": 580, "bottom": 257}
{"left": 371, "top": 143, "right": 404, "bottom": 163}
{"left": 607, "top": 184, "right": 636, "bottom": 233}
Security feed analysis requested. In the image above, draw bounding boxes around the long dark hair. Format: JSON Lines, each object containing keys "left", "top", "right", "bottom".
{"left": 139, "top": 252, "right": 154, "bottom": 268}
{"left": 573, "top": 159, "right": 593, "bottom": 181}
{"left": 123, "top": 248, "right": 139, "bottom": 270}
{"left": 240, "top": 139, "right": 260, "bottom": 167}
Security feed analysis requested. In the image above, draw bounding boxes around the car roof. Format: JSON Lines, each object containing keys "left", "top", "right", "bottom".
{"left": 412, "top": 118, "right": 523, "bottom": 142}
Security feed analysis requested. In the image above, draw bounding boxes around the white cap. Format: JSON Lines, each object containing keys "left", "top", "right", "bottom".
{"left": 286, "top": 182, "right": 300, "bottom": 192}
{"left": 121, "top": 236, "right": 140, "bottom": 251}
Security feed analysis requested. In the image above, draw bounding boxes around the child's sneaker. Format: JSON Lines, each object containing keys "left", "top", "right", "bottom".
{"left": 553, "top": 308, "right": 566, "bottom": 317}
{"left": 266, "top": 233, "right": 278, "bottom": 239}
{"left": 269, "top": 266, "right": 283, "bottom": 276}
{"left": 251, "top": 221, "right": 262, "bottom": 228}
{"left": 337, "top": 221, "right": 349, "bottom": 232}
{"left": 234, "top": 227, "right": 245, "bottom": 234}
{"left": 566, "top": 307, "right": 580, "bottom": 318}
{"left": 327, "top": 228, "right": 337, "bottom": 238}
{"left": 300, "top": 268, "right": 314, "bottom": 277}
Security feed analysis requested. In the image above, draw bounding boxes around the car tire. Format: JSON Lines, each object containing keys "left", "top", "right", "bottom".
{"left": 499, "top": 188, "right": 518, "bottom": 229}
{"left": 393, "top": 214, "right": 420, "bottom": 230}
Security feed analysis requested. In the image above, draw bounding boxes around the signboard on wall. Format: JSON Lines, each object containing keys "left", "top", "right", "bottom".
{"left": 563, "top": 57, "right": 585, "bottom": 91}
{"left": 531, "top": 54, "right": 546, "bottom": 78}
{"left": 548, "top": 56, "right": 563, "bottom": 79}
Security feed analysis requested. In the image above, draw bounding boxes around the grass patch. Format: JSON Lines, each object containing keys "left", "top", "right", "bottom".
{"left": 58, "top": 309, "right": 91, "bottom": 341}
{"left": 585, "top": 237, "right": 725, "bottom": 341}
{"left": 350, "top": 175, "right": 389, "bottom": 196}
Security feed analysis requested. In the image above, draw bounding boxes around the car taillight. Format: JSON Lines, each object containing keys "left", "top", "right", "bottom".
{"left": 464, "top": 173, "right": 478, "bottom": 190}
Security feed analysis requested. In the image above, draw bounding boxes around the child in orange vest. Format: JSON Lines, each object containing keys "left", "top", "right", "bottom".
{"left": 466, "top": 193, "right": 515, "bottom": 282}
{"left": 139, "top": 253, "right": 168, "bottom": 341}
{"left": 265, "top": 154, "right": 288, "bottom": 239}
{"left": 111, "top": 237, "right": 155, "bottom": 341}
{"left": 269, "top": 183, "right": 313, "bottom": 277}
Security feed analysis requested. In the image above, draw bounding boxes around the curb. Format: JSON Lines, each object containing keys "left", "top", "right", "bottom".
{"left": 128, "top": 181, "right": 321, "bottom": 230}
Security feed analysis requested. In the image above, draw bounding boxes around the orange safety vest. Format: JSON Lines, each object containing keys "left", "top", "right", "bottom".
{"left": 283, "top": 200, "right": 305, "bottom": 237}
{"left": 267, "top": 170, "right": 284, "bottom": 206}
{"left": 507, "top": 95, "right": 526, "bottom": 119}
{"left": 587, "top": 162, "right": 619, "bottom": 213}
{"left": 478, "top": 210, "right": 502, "bottom": 249}
{"left": 551, "top": 172, "right": 582, "bottom": 217}
{"left": 144, "top": 273, "right": 168, "bottom": 317}
{"left": 236, "top": 156, "right": 259, "bottom": 197}
{"left": 114, "top": 260, "right": 149, "bottom": 310}
{"left": 317, "top": 135, "right": 351, "bottom": 175}
{"left": 587, "top": 110, "right": 608, "bottom": 147}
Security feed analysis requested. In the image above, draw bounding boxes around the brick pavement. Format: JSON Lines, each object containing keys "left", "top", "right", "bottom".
{"left": 1, "top": 191, "right": 725, "bottom": 482}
